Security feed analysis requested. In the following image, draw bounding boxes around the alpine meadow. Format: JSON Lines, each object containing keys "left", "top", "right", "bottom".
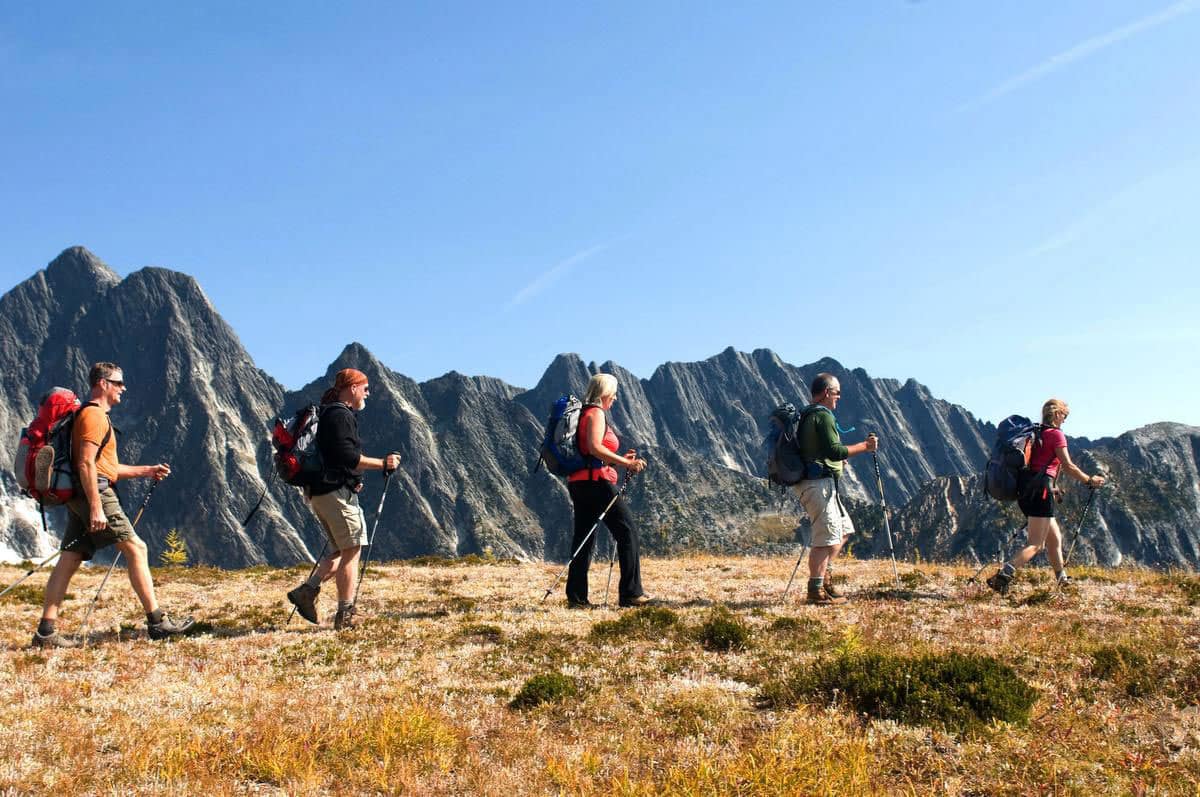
{"left": 6, "top": 2, "right": 1200, "bottom": 793}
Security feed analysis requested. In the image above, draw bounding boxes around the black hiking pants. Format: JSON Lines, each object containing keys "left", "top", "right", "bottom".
{"left": 566, "top": 479, "right": 643, "bottom": 604}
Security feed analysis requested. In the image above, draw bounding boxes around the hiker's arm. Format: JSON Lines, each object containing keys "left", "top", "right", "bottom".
{"left": 75, "top": 440, "right": 107, "bottom": 532}
{"left": 117, "top": 463, "right": 171, "bottom": 480}
{"left": 815, "top": 413, "right": 852, "bottom": 460}
{"left": 583, "top": 412, "right": 643, "bottom": 471}
{"left": 1055, "top": 446, "right": 1105, "bottom": 487}
{"left": 846, "top": 434, "right": 879, "bottom": 458}
{"left": 356, "top": 453, "right": 401, "bottom": 472}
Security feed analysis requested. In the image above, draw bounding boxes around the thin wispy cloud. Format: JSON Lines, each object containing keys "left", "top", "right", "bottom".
{"left": 506, "top": 244, "right": 608, "bottom": 309}
{"left": 1022, "top": 160, "right": 1195, "bottom": 258}
{"left": 957, "top": 0, "right": 1200, "bottom": 112}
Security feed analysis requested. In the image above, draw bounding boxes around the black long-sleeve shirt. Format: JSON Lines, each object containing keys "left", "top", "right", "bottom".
{"left": 312, "top": 403, "right": 362, "bottom": 495}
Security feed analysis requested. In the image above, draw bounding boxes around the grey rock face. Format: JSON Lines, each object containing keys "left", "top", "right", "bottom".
{"left": 2, "top": 248, "right": 1197, "bottom": 569}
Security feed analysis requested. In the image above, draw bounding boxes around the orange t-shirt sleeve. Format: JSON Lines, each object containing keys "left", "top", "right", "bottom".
{"left": 73, "top": 406, "right": 120, "bottom": 483}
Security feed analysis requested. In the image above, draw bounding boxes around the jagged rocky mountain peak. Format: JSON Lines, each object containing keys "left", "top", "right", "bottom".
{"left": 1, "top": 249, "right": 1198, "bottom": 568}
{"left": 43, "top": 246, "right": 121, "bottom": 292}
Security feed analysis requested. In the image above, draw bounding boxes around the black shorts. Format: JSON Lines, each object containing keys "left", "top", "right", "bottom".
{"left": 1017, "top": 471, "right": 1055, "bottom": 519}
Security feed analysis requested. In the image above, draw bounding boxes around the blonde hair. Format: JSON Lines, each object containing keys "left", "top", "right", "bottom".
{"left": 584, "top": 373, "right": 618, "bottom": 405}
{"left": 1042, "top": 398, "right": 1069, "bottom": 425}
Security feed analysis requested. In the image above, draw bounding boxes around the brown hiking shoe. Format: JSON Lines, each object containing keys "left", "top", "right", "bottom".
{"left": 986, "top": 571, "right": 1012, "bottom": 596}
{"left": 334, "top": 604, "right": 356, "bottom": 630}
{"left": 31, "top": 630, "right": 80, "bottom": 649}
{"left": 807, "top": 586, "right": 846, "bottom": 606}
{"left": 287, "top": 583, "right": 320, "bottom": 624}
{"left": 823, "top": 580, "right": 843, "bottom": 600}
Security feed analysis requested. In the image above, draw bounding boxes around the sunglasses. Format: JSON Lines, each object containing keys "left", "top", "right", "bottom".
{"left": 105, "top": 378, "right": 125, "bottom": 387}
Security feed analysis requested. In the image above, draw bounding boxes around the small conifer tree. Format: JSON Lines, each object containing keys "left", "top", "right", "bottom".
{"left": 159, "top": 529, "right": 189, "bottom": 567}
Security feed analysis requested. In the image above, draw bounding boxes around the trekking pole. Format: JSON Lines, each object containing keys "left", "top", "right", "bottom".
{"left": 969, "top": 524, "right": 1026, "bottom": 583}
{"left": 602, "top": 541, "right": 617, "bottom": 607}
{"left": 77, "top": 479, "right": 160, "bottom": 645}
{"left": 871, "top": 450, "right": 901, "bottom": 587}
{"left": 541, "top": 472, "right": 634, "bottom": 603}
{"left": 285, "top": 538, "right": 329, "bottom": 627}
{"left": 353, "top": 465, "right": 396, "bottom": 605}
{"left": 1062, "top": 487, "right": 1099, "bottom": 568}
{"left": 241, "top": 469, "right": 278, "bottom": 527}
{"left": 0, "top": 551, "right": 64, "bottom": 601}
{"left": 780, "top": 527, "right": 811, "bottom": 604}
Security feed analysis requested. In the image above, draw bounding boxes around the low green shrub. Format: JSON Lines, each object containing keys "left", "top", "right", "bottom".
{"left": 1164, "top": 573, "right": 1200, "bottom": 606}
{"left": 696, "top": 607, "right": 751, "bottom": 652}
{"left": 1020, "top": 589, "right": 1056, "bottom": 607}
{"left": 766, "top": 616, "right": 829, "bottom": 650}
{"left": 0, "top": 584, "right": 70, "bottom": 605}
{"left": 590, "top": 606, "right": 679, "bottom": 642}
{"left": 1090, "top": 644, "right": 1154, "bottom": 697}
{"left": 458, "top": 623, "right": 503, "bottom": 643}
{"left": 509, "top": 672, "right": 580, "bottom": 710}
{"left": 759, "top": 650, "right": 1038, "bottom": 734}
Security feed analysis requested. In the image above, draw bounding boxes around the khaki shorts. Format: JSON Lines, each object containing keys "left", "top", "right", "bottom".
{"left": 61, "top": 487, "right": 136, "bottom": 561}
{"left": 307, "top": 487, "right": 368, "bottom": 552}
{"left": 794, "top": 478, "right": 855, "bottom": 548}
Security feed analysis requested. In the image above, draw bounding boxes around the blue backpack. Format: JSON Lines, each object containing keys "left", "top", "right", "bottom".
{"left": 984, "top": 415, "right": 1044, "bottom": 501}
{"left": 535, "top": 395, "right": 602, "bottom": 477}
{"left": 764, "top": 403, "right": 829, "bottom": 486}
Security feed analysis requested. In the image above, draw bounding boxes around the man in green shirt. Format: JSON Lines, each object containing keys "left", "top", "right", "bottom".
{"left": 795, "top": 372, "right": 878, "bottom": 605}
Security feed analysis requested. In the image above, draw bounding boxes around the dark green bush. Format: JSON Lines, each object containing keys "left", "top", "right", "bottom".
{"left": 766, "top": 615, "right": 829, "bottom": 650}
{"left": 1020, "top": 589, "right": 1056, "bottom": 607}
{"left": 0, "top": 584, "right": 70, "bottom": 605}
{"left": 509, "top": 672, "right": 580, "bottom": 710}
{"left": 898, "top": 570, "right": 930, "bottom": 590}
{"left": 1090, "top": 645, "right": 1154, "bottom": 697}
{"left": 696, "top": 607, "right": 751, "bottom": 652}
{"left": 1166, "top": 573, "right": 1200, "bottom": 606}
{"left": 589, "top": 606, "right": 679, "bottom": 642}
{"left": 458, "top": 623, "right": 503, "bottom": 643}
{"left": 759, "top": 650, "right": 1038, "bottom": 734}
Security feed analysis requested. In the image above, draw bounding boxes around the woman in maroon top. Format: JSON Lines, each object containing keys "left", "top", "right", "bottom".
{"left": 988, "top": 398, "right": 1105, "bottom": 594}
{"left": 565, "top": 373, "right": 649, "bottom": 608}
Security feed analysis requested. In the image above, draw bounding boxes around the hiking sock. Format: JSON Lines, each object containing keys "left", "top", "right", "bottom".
{"left": 808, "top": 577, "right": 823, "bottom": 591}
{"left": 37, "top": 619, "right": 55, "bottom": 637}
{"left": 147, "top": 609, "right": 164, "bottom": 626}
{"left": 337, "top": 601, "right": 354, "bottom": 613}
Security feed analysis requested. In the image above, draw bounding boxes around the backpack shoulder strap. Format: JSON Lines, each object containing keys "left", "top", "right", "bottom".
{"left": 78, "top": 402, "right": 114, "bottom": 459}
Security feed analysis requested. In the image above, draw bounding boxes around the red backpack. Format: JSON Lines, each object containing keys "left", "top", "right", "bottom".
{"left": 13, "top": 388, "right": 111, "bottom": 505}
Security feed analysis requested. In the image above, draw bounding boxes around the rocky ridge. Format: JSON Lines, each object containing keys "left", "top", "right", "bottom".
{"left": 1, "top": 248, "right": 1197, "bottom": 569}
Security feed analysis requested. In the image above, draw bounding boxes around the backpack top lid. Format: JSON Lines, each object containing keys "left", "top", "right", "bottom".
{"left": 994, "top": 415, "right": 1040, "bottom": 451}
{"left": 31, "top": 388, "right": 80, "bottom": 436}
{"left": 769, "top": 403, "right": 798, "bottom": 430}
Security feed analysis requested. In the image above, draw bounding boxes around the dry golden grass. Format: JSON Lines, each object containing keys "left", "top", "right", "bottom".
{"left": 2, "top": 554, "right": 1199, "bottom": 795}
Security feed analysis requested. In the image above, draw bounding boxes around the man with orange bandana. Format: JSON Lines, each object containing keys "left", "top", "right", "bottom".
{"left": 287, "top": 368, "right": 400, "bottom": 630}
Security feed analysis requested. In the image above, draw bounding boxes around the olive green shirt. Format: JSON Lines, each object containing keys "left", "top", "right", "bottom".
{"left": 798, "top": 405, "right": 849, "bottom": 476}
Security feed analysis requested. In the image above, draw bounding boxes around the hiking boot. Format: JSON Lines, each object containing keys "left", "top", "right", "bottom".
{"left": 823, "top": 580, "right": 843, "bottom": 600}
{"left": 147, "top": 613, "right": 195, "bottom": 640}
{"left": 33, "top": 444, "right": 56, "bottom": 493}
{"left": 618, "top": 595, "right": 653, "bottom": 608}
{"left": 566, "top": 598, "right": 594, "bottom": 609}
{"left": 1056, "top": 572, "right": 1074, "bottom": 587}
{"left": 333, "top": 604, "right": 356, "bottom": 630}
{"left": 287, "top": 583, "right": 320, "bottom": 624}
{"left": 31, "top": 630, "right": 80, "bottom": 649}
{"left": 986, "top": 571, "right": 1012, "bottom": 596}
{"left": 807, "top": 586, "right": 846, "bottom": 606}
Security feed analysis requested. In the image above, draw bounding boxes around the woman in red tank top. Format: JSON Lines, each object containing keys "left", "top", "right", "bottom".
{"left": 564, "top": 373, "right": 649, "bottom": 608}
{"left": 987, "top": 398, "right": 1106, "bottom": 594}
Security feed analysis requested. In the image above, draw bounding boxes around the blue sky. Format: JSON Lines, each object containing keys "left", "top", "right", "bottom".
{"left": 2, "top": 2, "right": 1197, "bottom": 440}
